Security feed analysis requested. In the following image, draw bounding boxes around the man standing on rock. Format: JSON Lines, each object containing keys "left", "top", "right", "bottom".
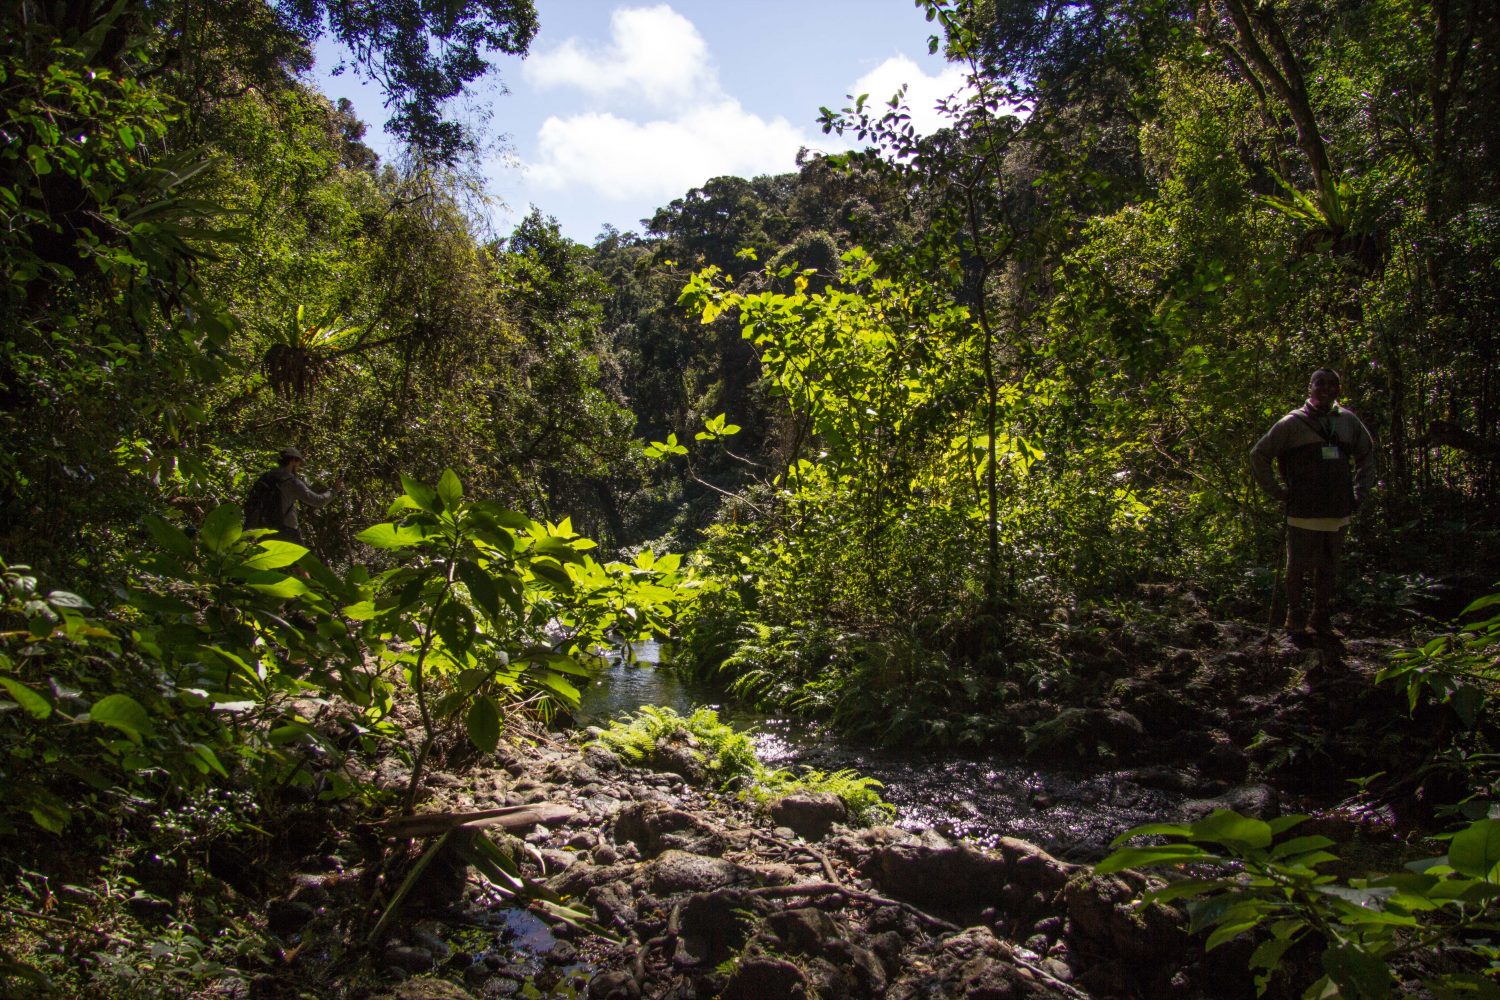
{"left": 1250, "top": 368, "right": 1378, "bottom": 640}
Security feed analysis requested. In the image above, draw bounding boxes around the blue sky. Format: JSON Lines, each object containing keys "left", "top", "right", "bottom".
{"left": 312, "top": 2, "right": 966, "bottom": 243}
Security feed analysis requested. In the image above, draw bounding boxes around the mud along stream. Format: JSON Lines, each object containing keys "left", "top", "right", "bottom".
{"left": 578, "top": 643, "right": 1200, "bottom": 861}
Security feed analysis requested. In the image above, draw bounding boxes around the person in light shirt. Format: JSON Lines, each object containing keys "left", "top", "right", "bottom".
{"left": 1250, "top": 368, "right": 1377, "bottom": 639}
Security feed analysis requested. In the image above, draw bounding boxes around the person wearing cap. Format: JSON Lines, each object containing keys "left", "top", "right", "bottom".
{"left": 1250, "top": 368, "right": 1378, "bottom": 639}
{"left": 266, "top": 446, "right": 334, "bottom": 544}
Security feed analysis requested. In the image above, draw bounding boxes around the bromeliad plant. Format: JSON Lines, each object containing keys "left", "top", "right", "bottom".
{"left": 1096, "top": 808, "right": 1500, "bottom": 998}
{"left": 346, "top": 469, "right": 701, "bottom": 810}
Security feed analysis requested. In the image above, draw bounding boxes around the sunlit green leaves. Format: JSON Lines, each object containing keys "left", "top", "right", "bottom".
{"left": 88, "top": 693, "right": 153, "bottom": 743}
{"left": 199, "top": 504, "right": 244, "bottom": 553}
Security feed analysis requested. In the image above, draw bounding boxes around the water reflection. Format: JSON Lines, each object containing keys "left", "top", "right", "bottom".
{"left": 579, "top": 644, "right": 1186, "bottom": 860}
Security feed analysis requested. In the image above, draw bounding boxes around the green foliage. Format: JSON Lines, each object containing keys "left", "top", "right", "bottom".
{"left": 1379, "top": 588, "right": 1500, "bottom": 728}
{"left": 1097, "top": 808, "right": 1500, "bottom": 997}
{"left": 590, "top": 705, "right": 759, "bottom": 788}
{"left": 347, "top": 469, "right": 701, "bottom": 806}
{"left": 590, "top": 705, "right": 894, "bottom": 824}
{"left": 750, "top": 767, "right": 896, "bottom": 828}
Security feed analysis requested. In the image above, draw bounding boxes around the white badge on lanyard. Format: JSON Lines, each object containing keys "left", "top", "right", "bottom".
{"left": 1321, "top": 445, "right": 1340, "bottom": 460}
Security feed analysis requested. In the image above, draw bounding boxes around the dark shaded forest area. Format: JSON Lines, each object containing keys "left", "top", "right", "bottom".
{"left": 4, "top": 0, "right": 1500, "bottom": 996}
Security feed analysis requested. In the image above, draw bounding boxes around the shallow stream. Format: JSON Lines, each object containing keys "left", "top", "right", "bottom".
{"left": 578, "top": 644, "right": 1192, "bottom": 861}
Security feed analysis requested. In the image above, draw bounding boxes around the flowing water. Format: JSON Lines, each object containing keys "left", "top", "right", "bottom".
{"left": 578, "top": 644, "right": 1191, "bottom": 861}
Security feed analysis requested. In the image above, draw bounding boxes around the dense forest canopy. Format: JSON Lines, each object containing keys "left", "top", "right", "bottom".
{"left": 4, "top": 0, "right": 1500, "bottom": 995}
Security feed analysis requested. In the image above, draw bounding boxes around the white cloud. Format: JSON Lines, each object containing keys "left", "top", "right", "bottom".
{"left": 523, "top": 5, "right": 717, "bottom": 111}
{"left": 523, "top": 99, "right": 809, "bottom": 203}
{"left": 850, "top": 55, "right": 973, "bottom": 136}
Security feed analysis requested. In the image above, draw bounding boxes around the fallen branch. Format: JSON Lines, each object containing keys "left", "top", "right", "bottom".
{"left": 743, "top": 881, "right": 961, "bottom": 934}
{"left": 373, "top": 803, "right": 576, "bottom": 839}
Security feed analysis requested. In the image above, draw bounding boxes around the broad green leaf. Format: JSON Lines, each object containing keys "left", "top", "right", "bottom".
{"left": 1094, "top": 844, "right": 1214, "bottom": 874}
{"left": 469, "top": 501, "right": 532, "bottom": 530}
{"left": 89, "top": 694, "right": 153, "bottom": 743}
{"left": 1270, "top": 835, "right": 1336, "bottom": 859}
{"left": 1109, "top": 821, "right": 1193, "bottom": 846}
{"left": 44, "top": 591, "right": 88, "bottom": 615}
{"left": 457, "top": 560, "right": 501, "bottom": 619}
{"left": 533, "top": 671, "right": 581, "bottom": 706}
{"left": 1267, "top": 814, "right": 1311, "bottom": 836}
{"left": 190, "top": 742, "right": 228, "bottom": 778}
{"left": 437, "top": 468, "right": 463, "bottom": 509}
{"left": 240, "top": 540, "right": 308, "bottom": 570}
{"left": 435, "top": 603, "right": 476, "bottom": 655}
{"left": 342, "top": 600, "right": 378, "bottom": 620}
{"left": 200, "top": 504, "right": 244, "bottom": 553}
{"left": 30, "top": 802, "right": 70, "bottom": 834}
{"left": 1321, "top": 942, "right": 1395, "bottom": 997}
{"left": 1190, "top": 810, "right": 1272, "bottom": 850}
{"left": 245, "top": 572, "right": 309, "bottom": 599}
{"left": 144, "top": 514, "right": 196, "bottom": 560}
{"left": 0, "top": 677, "right": 52, "bottom": 718}
{"left": 269, "top": 722, "right": 316, "bottom": 745}
{"left": 533, "top": 535, "right": 583, "bottom": 564}
{"left": 531, "top": 559, "right": 574, "bottom": 591}
{"left": 1449, "top": 819, "right": 1500, "bottom": 880}
{"left": 400, "top": 473, "right": 441, "bottom": 513}
{"left": 1143, "top": 878, "right": 1234, "bottom": 904}
{"left": 1203, "top": 918, "right": 1259, "bottom": 951}
{"left": 467, "top": 696, "right": 501, "bottom": 753}
{"left": 355, "top": 523, "right": 429, "bottom": 550}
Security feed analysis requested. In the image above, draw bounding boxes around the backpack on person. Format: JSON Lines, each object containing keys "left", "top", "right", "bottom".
{"left": 242, "top": 470, "right": 288, "bottom": 531}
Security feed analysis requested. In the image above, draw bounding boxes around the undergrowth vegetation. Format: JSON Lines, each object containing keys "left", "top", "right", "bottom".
{"left": 589, "top": 705, "right": 894, "bottom": 826}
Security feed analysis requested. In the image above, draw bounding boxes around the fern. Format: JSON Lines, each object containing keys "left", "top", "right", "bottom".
{"left": 588, "top": 706, "right": 894, "bottom": 825}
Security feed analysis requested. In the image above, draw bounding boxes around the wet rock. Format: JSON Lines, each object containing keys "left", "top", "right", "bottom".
{"left": 384, "top": 945, "right": 436, "bottom": 973}
{"left": 1123, "top": 766, "right": 1206, "bottom": 793}
{"left": 586, "top": 880, "right": 638, "bottom": 932}
{"left": 720, "top": 956, "right": 810, "bottom": 999}
{"left": 766, "top": 906, "right": 839, "bottom": 953}
{"left": 613, "top": 801, "right": 703, "bottom": 857}
{"left": 997, "top": 837, "right": 1077, "bottom": 893}
{"left": 652, "top": 738, "right": 707, "bottom": 784}
{"left": 1199, "top": 740, "right": 1250, "bottom": 782}
{"left": 1063, "top": 872, "right": 1187, "bottom": 965}
{"left": 769, "top": 791, "right": 848, "bottom": 840}
{"left": 582, "top": 745, "right": 624, "bottom": 776}
{"left": 899, "top": 926, "right": 1066, "bottom": 1000}
{"left": 587, "top": 969, "right": 641, "bottom": 999}
{"left": 369, "top": 977, "right": 475, "bottom": 1000}
{"left": 1182, "top": 783, "right": 1280, "bottom": 821}
{"left": 867, "top": 836, "right": 1009, "bottom": 908}
{"left": 648, "top": 850, "right": 747, "bottom": 894}
{"left": 549, "top": 859, "right": 635, "bottom": 901}
{"left": 669, "top": 889, "right": 763, "bottom": 967}
{"left": 829, "top": 938, "right": 888, "bottom": 995}
{"left": 803, "top": 955, "right": 853, "bottom": 998}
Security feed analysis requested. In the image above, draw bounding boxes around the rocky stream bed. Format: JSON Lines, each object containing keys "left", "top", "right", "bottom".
{"left": 241, "top": 604, "right": 1440, "bottom": 1000}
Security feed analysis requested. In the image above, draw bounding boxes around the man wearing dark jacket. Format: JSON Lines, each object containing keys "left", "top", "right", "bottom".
{"left": 265, "top": 446, "right": 333, "bottom": 544}
{"left": 1250, "top": 368, "right": 1378, "bottom": 638}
